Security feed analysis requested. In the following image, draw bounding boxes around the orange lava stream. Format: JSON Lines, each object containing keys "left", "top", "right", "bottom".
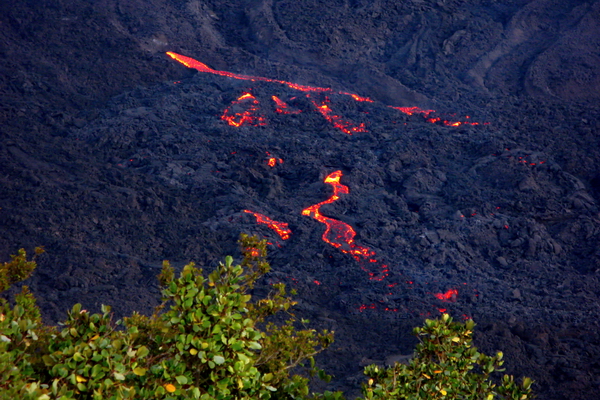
{"left": 272, "top": 95, "right": 301, "bottom": 114}
{"left": 167, "top": 51, "right": 485, "bottom": 128}
{"left": 310, "top": 97, "right": 367, "bottom": 135}
{"left": 244, "top": 210, "right": 292, "bottom": 240}
{"left": 389, "top": 106, "right": 482, "bottom": 126}
{"left": 221, "top": 93, "right": 266, "bottom": 127}
{"left": 434, "top": 288, "right": 458, "bottom": 302}
{"left": 302, "top": 171, "right": 389, "bottom": 280}
{"left": 167, "top": 52, "right": 331, "bottom": 92}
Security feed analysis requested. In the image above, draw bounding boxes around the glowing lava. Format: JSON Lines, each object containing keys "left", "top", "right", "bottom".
{"left": 302, "top": 171, "right": 389, "bottom": 280}
{"left": 166, "top": 52, "right": 331, "bottom": 92}
{"left": 221, "top": 93, "right": 266, "bottom": 127}
{"left": 244, "top": 210, "right": 292, "bottom": 240}
{"left": 389, "top": 106, "right": 483, "bottom": 127}
{"left": 265, "top": 152, "right": 283, "bottom": 167}
{"left": 434, "top": 289, "right": 458, "bottom": 302}
{"left": 166, "top": 51, "right": 485, "bottom": 130}
{"left": 310, "top": 97, "right": 367, "bottom": 134}
{"left": 272, "top": 96, "right": 301, "bottom": 114}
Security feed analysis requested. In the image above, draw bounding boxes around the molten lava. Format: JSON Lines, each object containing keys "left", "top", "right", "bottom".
{"left": 166, "top": 52, "right": 485, "bottom": 130}
{"left": 302, "top": 171, "right": 389, "bottom": 280}
{"left": 244, "top": 210, "right": 291, "bottom": 240}
{"left": 434, "top": 288, "right": 458, "bottom": 302}
{"left": 265, "top": 152, "right": 283, "bottom": 167}
{"left": 272, "top": 96, "right": 301, "bottom": 114}
{"left": 310, "top": 97, "right": 367, "bottom": 134}
{"left": 390, "top": 106, "right": 482, "bottom": 127}
{"left": 166, "top": 52, "right": 331, "bottom": 92}
{"left": 221, "top": 93, "right": 266, "bottom": 127}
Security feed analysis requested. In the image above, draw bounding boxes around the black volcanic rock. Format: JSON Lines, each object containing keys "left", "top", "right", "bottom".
{"left": 1, "top": 1, "right": 600, "bottom": 399}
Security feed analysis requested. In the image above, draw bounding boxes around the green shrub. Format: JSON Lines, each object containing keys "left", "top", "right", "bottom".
{"left": 0, "top": 237, "right": 336, "bottom": 399}
{"left": 361, "top": 313, "right": 532, "bottom": 400}
{"left": 0, "top": 240, "right": 533, "bottom": 400}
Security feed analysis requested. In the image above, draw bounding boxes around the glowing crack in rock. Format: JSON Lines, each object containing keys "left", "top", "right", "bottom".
{"left": 434, "top": 288, "right": 458, "bottom": 302}
{"left": 244, "top": 210, "right": 292, "bottom": 240}
{"left": 302, "top": 171, "right": 389, "bottom": 280}
{"left": 272, "top": 95, "right": 301, "bottom": 114}
{"left": 166, "top": 52, "right": 485, "bottom": 130}
{"left": 389, "top": 106, "right": 483, "bottom": 127}
{"left": 221, "top": 93, "right": 266, "bottom": 127}
{"left": 310, "top": 96, "right": 367, "bottom": 134}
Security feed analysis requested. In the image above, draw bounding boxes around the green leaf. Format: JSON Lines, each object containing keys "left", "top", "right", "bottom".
{"left": 248, "top": 341, "right": 262, "bottom": 350}
{"left": 238, "top": 353, "right": 250, "bottom": 364}
{"left": 91, "top": 364, "right": 104, "bottom": 378}
{"left": 213, "top": 355, "right": 225, "bottom": 365}
{"left": 133, "top": 367, "right": 147, "bottom": 376}
{"left": 137, "top": 345, "right": 149, "bottom": 358}
{"left": 114, "top": 372, "right": 125, "bottom": 381}
{"left": 176, "top": 375, "right": 188, "bottom": 385}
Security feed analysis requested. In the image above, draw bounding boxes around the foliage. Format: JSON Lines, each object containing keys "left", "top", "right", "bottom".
{"left": 0, "top": 238, "right": 337, "bottom": 399}
{"left": 361, "top": 313, "right": 533, "bottom": 400}
{"left": 0, "top": 242, "right": 533, "bottom": 400}
{"left": 0, "top": 247, "right": 44, "bottom": 292}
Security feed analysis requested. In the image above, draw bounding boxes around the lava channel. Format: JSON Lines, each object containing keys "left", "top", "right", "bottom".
{"left": 272, "top": 95, "right": 301, "bottom": 114}
{"left": 310, "top": 96, "right": 367, "bottom": 134}
{"left": 221, "top": 93, "right": 266, "bottom": 127}
{"left": 302, "top": 171, "right": 389, "bottom": 280}
{"left": 166, "top": 52, "right": 484, "bottom": 129}
{"left": 244, "top": 210, "right": 292, "bottom": 240}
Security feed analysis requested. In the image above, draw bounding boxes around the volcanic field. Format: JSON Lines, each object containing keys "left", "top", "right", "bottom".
{"left": 2, "top": 1, "right": 600, "bottom": 398}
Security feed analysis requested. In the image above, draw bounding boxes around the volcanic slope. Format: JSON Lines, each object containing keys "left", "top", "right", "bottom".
{"left": 1, "top": 0, "right": 600, "bottom": 399}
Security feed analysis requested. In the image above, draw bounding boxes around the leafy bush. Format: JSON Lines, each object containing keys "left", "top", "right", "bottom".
{"left": 0, "top": 239, "right": 532, "bottom": 400}
{"left": 361, "top": 313, "right": 532, "bottom": 400}
{"left": 0, "top": 237, "right": 336, "bottom": 399}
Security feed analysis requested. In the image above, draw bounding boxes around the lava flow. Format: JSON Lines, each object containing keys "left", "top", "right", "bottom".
{"left": 310, "top": 96, "right": 367, "bottom": 134}
{"left": 302, "top": 171, "right": 389, "bottom": 280}
{"left": 265, "top": 152, "right": 283, "bottom": 168}
{"left": 166, "top": 51, "right": 484, "bottom": 130}
{"left": 272, "top": 96, "right": 301, "bottom": 114}
{"left": 434, "top": 288, "right": 458, "bottom": 302}
{"left": 244, "top": 210, "right": 292, "bottom": 240}
{"left": 221, "top": 93, "right": 266, "bottom": 127}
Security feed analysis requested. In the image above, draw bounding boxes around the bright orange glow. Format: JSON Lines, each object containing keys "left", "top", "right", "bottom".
{"left": 391, "top": 106, "right": 435, "bottom": 116}
{"left": 167, "top": 52, "right": 487, "bottom": 128}
{"left": 434, "top": 289, "right": 458, "bottom": 302}
{"left": 244, "top": 210, "right": 292, "bottom": 240}
{"left": 272, "top": 95, "right": 301, "bottom": 114}
{"left": 265, "top": 152, "right": 283, "bottom": 167}
{"left": 310, "top": 97, "right": 367, "bottom": 135}
{"left": 390, "top": 106, "right": 482, "bottom": 126}
{"left": 302, "top": 171, "right": 389, "bottom": 280}
{"left": 221, "top": 92, "right": 266, "bottom": 127}
{"left": 167, "top": 52, "right": 331, "bottom": 92}
{"left": 342, "top": 93, "right": 374, "bottom": 102}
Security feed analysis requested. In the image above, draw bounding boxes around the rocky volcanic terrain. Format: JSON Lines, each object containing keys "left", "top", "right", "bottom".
{"left": 2, "top": 0, "right": 600, "bottom": 398}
